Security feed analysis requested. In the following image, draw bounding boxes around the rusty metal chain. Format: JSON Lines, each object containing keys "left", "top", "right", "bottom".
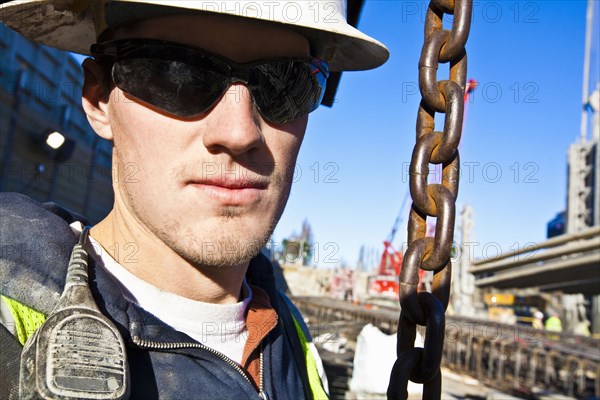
{"left": 388, "top": 0, "right": 472, "bottom": 399}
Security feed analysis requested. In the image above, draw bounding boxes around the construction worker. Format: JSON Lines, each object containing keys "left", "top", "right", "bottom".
{"left": 0, "top": 0, "right": 388, "bottom": 399}
{"left": 545, "top": 311, "right": 563, "bottom": 333}
{"left": 533, "top": 310, "right": 545, "bottom": 330}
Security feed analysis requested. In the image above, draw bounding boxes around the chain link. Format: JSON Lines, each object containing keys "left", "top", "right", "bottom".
{"left": 388, "top": 0, "right": 472, "bottom": 398}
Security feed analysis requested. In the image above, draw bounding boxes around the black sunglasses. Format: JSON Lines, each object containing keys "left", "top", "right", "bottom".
{"left": 91, "top": 39, "right": 329, "bottom": 124}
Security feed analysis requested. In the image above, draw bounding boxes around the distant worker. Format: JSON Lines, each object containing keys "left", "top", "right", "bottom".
{"left": 533, "top": 310, "right": 544, "bottom": 330}
{"left": 545, "top": 311, "right": 563, "bottom": 333}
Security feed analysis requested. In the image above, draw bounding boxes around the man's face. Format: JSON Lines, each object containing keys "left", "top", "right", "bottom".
{"left": 92, "top": 14, "right": 311, "bottom": 269}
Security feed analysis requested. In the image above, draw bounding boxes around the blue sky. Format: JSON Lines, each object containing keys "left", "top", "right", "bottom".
{"left": 273, "top": 0, "right": 598, "bottom": 268}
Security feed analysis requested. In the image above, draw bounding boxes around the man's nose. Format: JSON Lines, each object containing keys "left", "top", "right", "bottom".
{"left": 202, "top": 84, "right": 264, "bottom": 156}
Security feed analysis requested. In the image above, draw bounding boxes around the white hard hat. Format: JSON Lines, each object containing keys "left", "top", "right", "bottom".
{"left": 0, "top": 0, "right": 389, "bottom": 71}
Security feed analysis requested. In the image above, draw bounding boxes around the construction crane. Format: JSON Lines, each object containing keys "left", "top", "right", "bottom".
{"left": 366, "top": 191, "right": 421, "bottom": 302}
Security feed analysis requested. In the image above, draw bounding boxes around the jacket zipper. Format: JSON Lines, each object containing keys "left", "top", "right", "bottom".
{"left": 258, "top": 345, "right": 269, "bottom": 400}
{"left": 132, "top": 336, "right": 267, "bottom": 398}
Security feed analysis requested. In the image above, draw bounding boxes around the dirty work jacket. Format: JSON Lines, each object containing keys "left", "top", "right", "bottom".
{"left": 0, "top": 193, "right": 324, "bottom": 399}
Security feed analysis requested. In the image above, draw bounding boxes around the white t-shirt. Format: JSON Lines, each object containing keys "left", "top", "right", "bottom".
{"left": 70, "top": 222, "right": 250, "bottom": 365}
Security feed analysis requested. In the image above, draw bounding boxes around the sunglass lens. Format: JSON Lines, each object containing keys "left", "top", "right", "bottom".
{"left": 112, "top": 58, "right": 229, "bottom": 117}
{"left": 249, "top": 61, "right": 327, "bottom": 124}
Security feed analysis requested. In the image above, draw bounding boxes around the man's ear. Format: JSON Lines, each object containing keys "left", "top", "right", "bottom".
{"left": 81, "top": 58, "right": 113, "bottom": 140}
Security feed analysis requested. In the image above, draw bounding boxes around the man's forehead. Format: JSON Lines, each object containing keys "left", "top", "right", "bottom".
{"left": 110, "top": 13, "right": 311, "bottom": 62}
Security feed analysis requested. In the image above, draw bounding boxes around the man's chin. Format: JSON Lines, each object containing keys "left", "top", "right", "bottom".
{"left": 164, "top": 224, "right": 272, "bottom": 269}
{"left": 184, "top": 237, "right": 268, "bottom": 270}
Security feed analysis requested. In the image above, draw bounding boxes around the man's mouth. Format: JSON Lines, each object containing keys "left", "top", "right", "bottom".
{"left": 185, "top": 178, "right": 268, "bottom": 205}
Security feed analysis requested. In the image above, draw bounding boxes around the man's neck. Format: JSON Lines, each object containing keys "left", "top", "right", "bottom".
{"left": 90, "top": 209, "right": 248, "bottom": 304}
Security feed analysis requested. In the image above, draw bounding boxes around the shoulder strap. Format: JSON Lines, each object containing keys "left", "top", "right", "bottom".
{"left": 289, "top": 316, "right": 329, "bottom": 400}
{"left": 278, "top": 291, "right": 330, "bottom": 400}
{"left": 278, "top": 291, "right": 313, "bottom": 400}
{"left": 0, "top": 322, "right": 22, "bottom": 400}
